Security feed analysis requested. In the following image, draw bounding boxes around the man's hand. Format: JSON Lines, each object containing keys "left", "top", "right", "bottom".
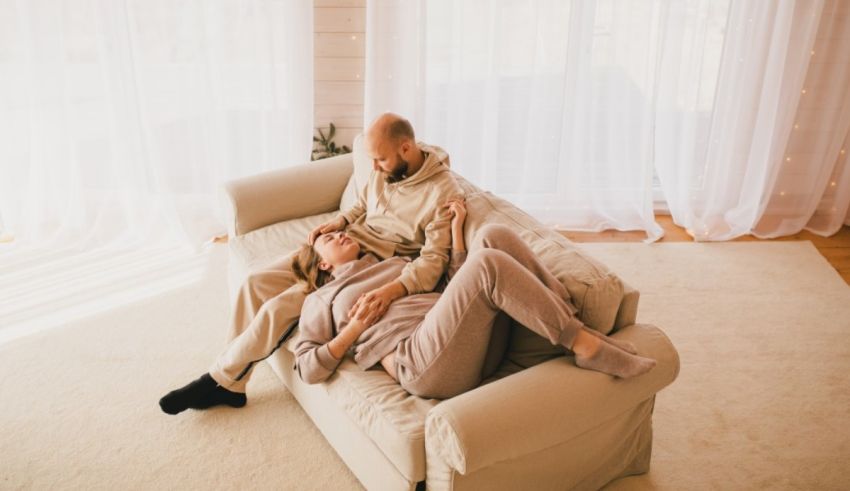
{"left": 347, "top": 281, "right": 407, "bottom": 325}
{"left": 308, "top": 216, "right": 347, "bottom": 245}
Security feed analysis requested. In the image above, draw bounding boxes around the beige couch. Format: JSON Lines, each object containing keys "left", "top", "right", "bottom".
{"left": 222, "top": 137, "right": 680, "bottom": 491}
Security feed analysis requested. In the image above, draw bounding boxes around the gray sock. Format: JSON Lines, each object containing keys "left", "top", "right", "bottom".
{"left": 574, "top": 333, "right": 656, "bottom": 379}
{"left": 584, "top": 327, "right": 638, "bottom": 354}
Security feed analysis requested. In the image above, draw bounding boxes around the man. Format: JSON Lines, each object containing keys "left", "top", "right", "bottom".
{"left": 309, "top": 112, "right": 464, "bottom": 325}
{"left": 159, "top": 113, "right": 463, "bottom": 415}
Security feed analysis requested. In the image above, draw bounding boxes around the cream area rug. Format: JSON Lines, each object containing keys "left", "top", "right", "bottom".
{"left": 1, "top": 240, "right": 849, "bottom": 490}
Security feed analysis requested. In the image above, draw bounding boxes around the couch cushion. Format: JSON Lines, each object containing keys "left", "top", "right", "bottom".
{"left": 338, "top": 134, "right": 373, "bottom": 212}
{"left": 280, "top": 335, "right": 437, "bottom": 481}
{"left": 454, "top": 173, "right": 625, "bottom": 334}
{"left": 227, "top": 211, "right": 337, "bottom": 298}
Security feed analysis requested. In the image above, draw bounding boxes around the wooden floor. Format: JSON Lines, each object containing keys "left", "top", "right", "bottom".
{"left": 560, "top": 214, "right": 850, "bottom": 286}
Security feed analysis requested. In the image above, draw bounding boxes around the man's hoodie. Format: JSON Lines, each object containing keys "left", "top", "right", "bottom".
{"left": 338, "top": 142, "right": 463, "bottom": 294}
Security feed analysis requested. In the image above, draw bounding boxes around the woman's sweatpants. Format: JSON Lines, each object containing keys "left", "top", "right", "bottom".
{"left": 393, "top": 224, "right": 585, "bottom": 399}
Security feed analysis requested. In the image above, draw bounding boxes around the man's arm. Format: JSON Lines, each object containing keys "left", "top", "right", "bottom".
{"left": 343, "top": 203, "right": 454, "bottom": 323}
{"left": 397, "top": 199, "right": 456, "bottom": 294}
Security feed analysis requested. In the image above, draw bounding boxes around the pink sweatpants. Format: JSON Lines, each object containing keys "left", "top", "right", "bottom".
{"left": 394, "top": 224, "right": 585, "bottom": 399}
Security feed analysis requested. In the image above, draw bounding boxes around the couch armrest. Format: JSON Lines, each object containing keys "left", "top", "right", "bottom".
{"left": 424, "top": 323, "right": 680, "bottom": 475}
{"left": 222, "top": 153, "right": 353, "bottom": 236}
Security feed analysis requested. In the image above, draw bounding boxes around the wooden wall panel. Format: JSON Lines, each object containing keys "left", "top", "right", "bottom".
{"left": 314, "top": 2, "right": 366, "bottom": 150}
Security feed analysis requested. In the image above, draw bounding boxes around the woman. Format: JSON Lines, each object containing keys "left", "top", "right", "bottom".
{"left": 291, "top": 199, "right": 656, "bottom": 399}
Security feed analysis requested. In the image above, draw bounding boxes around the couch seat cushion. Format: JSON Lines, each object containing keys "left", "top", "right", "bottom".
{"left": 282, "top": 335, "right": 438, "bottom": 481}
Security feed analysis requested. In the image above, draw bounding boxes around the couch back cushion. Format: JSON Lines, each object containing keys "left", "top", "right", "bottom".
{"left": 339, "top": 134, "right": 373, "bottom": 212}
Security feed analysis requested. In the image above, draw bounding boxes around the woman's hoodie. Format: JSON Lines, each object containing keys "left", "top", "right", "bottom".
{"left": 293, "top": 250, "right": 466, "bottom": 384}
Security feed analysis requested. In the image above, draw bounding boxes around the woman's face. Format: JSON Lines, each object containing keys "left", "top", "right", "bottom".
{"left": 314, "top": 231, "right": 360, "bottom": 272}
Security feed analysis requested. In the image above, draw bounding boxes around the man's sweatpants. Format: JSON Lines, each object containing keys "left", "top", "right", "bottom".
{"left": 209, "top": 253, "right": 306, "bottom": 393}
{"left": 393, "top": 224, "right": 585, "bottom": 400}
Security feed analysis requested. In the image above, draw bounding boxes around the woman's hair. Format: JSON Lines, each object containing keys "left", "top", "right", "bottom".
{"left": 291, "top": 243, "right": 332, "bottom": 294}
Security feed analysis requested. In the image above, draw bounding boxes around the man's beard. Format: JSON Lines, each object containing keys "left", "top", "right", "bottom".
{"left": 384, "top": 154, "right": 410, "bottom": 183}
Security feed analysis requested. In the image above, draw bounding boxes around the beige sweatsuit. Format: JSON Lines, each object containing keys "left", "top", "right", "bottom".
{"left": 209, "top": 142, "right": 462, "bottom": 393}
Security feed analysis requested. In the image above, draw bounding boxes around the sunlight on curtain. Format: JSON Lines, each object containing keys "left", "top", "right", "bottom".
{"left": 0, "top": 0, "right": 313, "bottom": 249}
{"left": 752, "top": 1, "right": 850, "bottom": 238}
{"left": 366, "top": 0, "right": 850, "bottom": 242}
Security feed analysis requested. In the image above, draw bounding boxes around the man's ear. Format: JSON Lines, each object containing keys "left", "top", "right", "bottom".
{"left": 399, "top": 140, "right": 412, "bottom": 155}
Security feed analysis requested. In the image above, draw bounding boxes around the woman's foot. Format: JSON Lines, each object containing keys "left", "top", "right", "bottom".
{"left": 159, "top": 373, "right": 247, "bottom": 415}
{"left": 582, "top": 327, "right": 638, "bottom": 354}
{"left": 572, "top": 329, "right": 656, "bottom": 379}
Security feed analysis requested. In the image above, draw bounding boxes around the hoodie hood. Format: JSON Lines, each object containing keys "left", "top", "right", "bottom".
{"left": 397, "top": 142, "right": 451, "bottom": 187}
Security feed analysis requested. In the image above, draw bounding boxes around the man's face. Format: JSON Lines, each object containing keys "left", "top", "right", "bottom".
{"left": 367, "top": 138, "right": 410, "bottom": 183}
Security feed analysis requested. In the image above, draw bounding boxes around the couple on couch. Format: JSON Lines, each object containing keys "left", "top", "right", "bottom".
{"left": 159, "top": 113, "right": 656, "bottom": 415}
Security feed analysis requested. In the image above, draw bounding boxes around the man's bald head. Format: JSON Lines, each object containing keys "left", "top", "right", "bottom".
{"left": 366, "top": 112, "right": 415, "bottom": 147}
{"left": 364, "top": 113, "right": 422, "bottom": 183}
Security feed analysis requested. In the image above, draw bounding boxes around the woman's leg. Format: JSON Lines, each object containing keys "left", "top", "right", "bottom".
{"left": 469, "top": 224, "right": 571, "bottom": 303}
{"left": 394, "top": 249, "right": 655, "bottom": 399}
{"left": 470, "top": 223, "right": 638, "bottom": 354}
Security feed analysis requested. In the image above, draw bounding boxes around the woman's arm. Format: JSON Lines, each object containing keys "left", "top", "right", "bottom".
{"left": 327, "top": 319, "right": 370, "bottom": 360}
{"left": 446, "top": 198, "right": 468, "bottom": 281}
{"left": 449, "top": 198, "right": 467, "bottom": 253}
{"left": 293, "top": 299, "right": 341, "bottom": 384}
{"left": 295, "top": 290, "right": 384, "bottom": 385}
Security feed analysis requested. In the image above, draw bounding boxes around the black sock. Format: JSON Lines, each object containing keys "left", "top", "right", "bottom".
{"left": 190, "top": 385, "right": 247, "bottom": 411}
{"left": 159, "top": 373, "right": 246, "bottom": 415}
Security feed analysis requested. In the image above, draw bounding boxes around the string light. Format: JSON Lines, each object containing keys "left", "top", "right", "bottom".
{"left": 351, "top": 35, "right": 357, "bottom": 40}
{"left": 801, "top": 89, "right": 807, "bottom": 94}
{"left": 780, "top": 191, "right": 786, "bottom": 196}
{"left": 794, "top": 123, "right": 799, "bottom": 129}
{"left": 831, "top": 181, "right": 837, "bottom": 186}
{"left": 786, "top": 157, "right": 792, "bottom": 162}
{"left": 811, "top": 50, "right": 815, "bottom": 56}
{"left": 841, "top": 149, "right": 846, "bottom": 155}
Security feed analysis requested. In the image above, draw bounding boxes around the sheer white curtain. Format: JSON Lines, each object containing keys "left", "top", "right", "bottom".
{"left": 0, "top": 0, "right": 313, "bottom": 249}
{"left": 365, "top": 0, "right": 850, "bottom": 242}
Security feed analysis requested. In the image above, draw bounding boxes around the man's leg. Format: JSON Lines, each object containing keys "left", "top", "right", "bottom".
{"left": 225, "top": 254, "right": 298, "bottom": 343}
{"left": 209, "top": 285, "right": 307, "bottom": 392}
{"left": 160, "top": 255, "right": 303, "bottom": 414}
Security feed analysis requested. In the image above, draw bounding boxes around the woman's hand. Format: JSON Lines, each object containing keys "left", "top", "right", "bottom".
{"left": 442, "top": 197, "right": 467, "bottom": 252}
{"left": 445, "top": 197, "right": 467, "bottom": 228}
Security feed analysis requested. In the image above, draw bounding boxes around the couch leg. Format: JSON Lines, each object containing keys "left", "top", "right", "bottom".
{"left": 415, "top": 480, "right": 426, "bottom": 491}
